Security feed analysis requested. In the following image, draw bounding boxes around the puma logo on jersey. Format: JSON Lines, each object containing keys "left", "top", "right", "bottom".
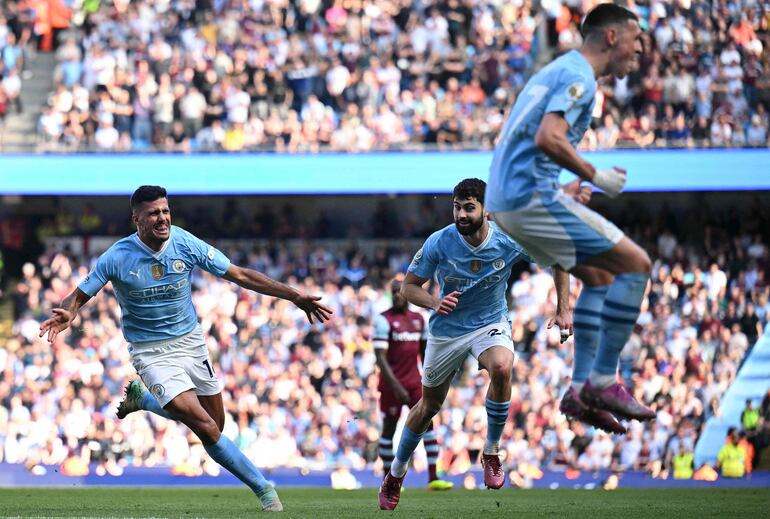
{"left": 129, "top": 269, "right": 141, "bottom": 278}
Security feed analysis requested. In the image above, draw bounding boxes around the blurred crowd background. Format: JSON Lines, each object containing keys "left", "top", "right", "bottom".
{"left": 2, "top": 193, "right": 769, "bottom": 482}
{"left": 1, "top": 0, "right": 770, "bottom": 152}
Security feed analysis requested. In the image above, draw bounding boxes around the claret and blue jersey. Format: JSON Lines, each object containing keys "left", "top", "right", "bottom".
{"left": 78, "top": 225, "right": 230, "bottom": 343}
{"left": 487, "top": 50, "right": 597, "bottom": 212}
{"left": 408, "top": 221, "right": 531, "bottom": 338}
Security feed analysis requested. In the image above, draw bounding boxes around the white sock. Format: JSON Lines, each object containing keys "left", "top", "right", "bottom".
{"left": 483, "top": 440, "right": 499, "bottom": 456}
{"left": 390, "top": 458, "right": 408, "bottom": 478}
{"left": 589, "top": 372, "right": 616, "bottom": 389}
{"left": 572, "top": 381, "right": 585, "bottom": 392}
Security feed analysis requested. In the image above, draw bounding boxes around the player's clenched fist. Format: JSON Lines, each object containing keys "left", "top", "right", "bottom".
{"left": 436, "top": 291, "right": 461, "bottom": 315}
{"left": 592, "top": 167, "right": 627, "bottom": 198}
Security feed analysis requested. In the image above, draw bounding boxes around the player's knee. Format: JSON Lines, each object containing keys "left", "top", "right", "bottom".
{"left": 419, "top": 398, "right": 442, "bottom": 419}
{"left": 191, "top": 416, "right": 221, "bottom": 445}
{"left": 488, "top": 358, "right": 514, "bottom": 385}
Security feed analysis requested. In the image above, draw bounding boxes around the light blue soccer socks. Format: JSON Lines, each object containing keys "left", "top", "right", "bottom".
{"left": 590, "top": 273, "right": 648, "bottom": 386}
{"left": 204, "top": 434, "right": 270, "bottom": 494}
{"left": 141, "top": 392, "right": 173, "bottom": 420}
{"left": 390, "top": 426, "right": 425, "bottom": 477}
{"left": 572, "top": 285, "right": 609, "bottom": 389}
{"left": 484, "top": 398, "right": 510, "bottom": 455}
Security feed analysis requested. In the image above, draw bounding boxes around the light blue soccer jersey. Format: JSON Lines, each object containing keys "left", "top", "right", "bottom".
{"left": 408, "top": 222, "right": 531, "bottom": 338}
{"left": 487, "top": 50, "right": 596, "bottom": 212}
{"left": 78, "top": 225, "right": 231, "bottom": 343}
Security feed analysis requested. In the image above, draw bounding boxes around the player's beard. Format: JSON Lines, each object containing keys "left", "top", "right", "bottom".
{"left": 455, "top": 216, "right": 483, "bottom": 236}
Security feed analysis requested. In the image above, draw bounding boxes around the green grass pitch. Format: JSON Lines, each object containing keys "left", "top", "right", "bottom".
{"left": 0, "top": 487, "right": 768, "bottom": 518}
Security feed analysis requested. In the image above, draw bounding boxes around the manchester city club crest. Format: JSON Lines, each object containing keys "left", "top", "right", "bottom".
{"left": 470, "top": 259, "right": 482, "bottom": 273}
{"left": 172, "top": 259, "right": 186, "bottom": 273}
{"left": 151, "top": 264, "right": 164, "bottom": 280}
{"left": 493, "top": 258, "right": 505, "bottom": 271}
{"left": 150, "top": 384, "right": 165, "bottom": 398}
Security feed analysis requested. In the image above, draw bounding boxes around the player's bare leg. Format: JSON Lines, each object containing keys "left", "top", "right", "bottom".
{"left": 165, "top": 390, "right": 282, "bottom": 512}
{"left": 477, "top": 346, "right": 514, "bottom": 489}
{"left": 571, "top": 238, "right": 655, "bottom": 421}
{"left": 379, "top": 378, "right": 452, "bottom": 510}
{"left": 197, "top": 393, "right": 225, "bottom": 432}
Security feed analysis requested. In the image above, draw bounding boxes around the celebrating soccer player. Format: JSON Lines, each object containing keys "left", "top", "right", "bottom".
{"left": 39, "top": 186, "right": 333, "bottom": 512}
{"left": 486, "top": 3, "right": 654, "bottom": 435}
{"left": 373, "top": 275, "right": 453, "bottom": 491}
{"left": 378, "top": 178, "right": 571, "bottom": 509}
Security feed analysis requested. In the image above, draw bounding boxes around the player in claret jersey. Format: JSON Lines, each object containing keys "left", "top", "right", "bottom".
{"left": 374, "top": 275, "right": 453, "bottom": 491}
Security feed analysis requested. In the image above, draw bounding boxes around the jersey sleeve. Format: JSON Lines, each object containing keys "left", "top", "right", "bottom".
{"left": 407, "top": 233, "right": 440, "bottom": 280}
{"left": 183, "top": 229, "right": 231, "bottom": 276}
{"left": 544, "top": 71, "right": 594, "bottom": 127}
{"left": 512, "top": 243, "right": 534, "bottom": 264}
{"left": 372, "top": 314, "right": 391, "bottom": 350}
{"left": 78, "top": 250, "right": 113, "bottom": 296}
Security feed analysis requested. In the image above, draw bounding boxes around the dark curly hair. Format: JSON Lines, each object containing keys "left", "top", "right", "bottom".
{"left": 453, "top": 178, "right": 486, "bottom": 205}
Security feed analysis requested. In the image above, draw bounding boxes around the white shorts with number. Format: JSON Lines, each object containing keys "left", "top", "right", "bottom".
{"left": 491, "top": 191, "right": 624, "bottom": 270}
{"left": 422, "top": 321, "right": 515, "bottom": 388}
{"left": 127, "top": 325, "right": 221, "bottom": 407}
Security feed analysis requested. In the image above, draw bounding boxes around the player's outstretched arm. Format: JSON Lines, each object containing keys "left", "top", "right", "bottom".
{"left": 39, "top": 288, "right": 92, "bottom": 343}
{"left": 401, "top": 272, "right": 460, "bottom": 315}
{"left": 222, "top": 264, "right": 333, "bottom": 323}
{"left": 536, "top": 113, "right": 626, "bottom": 198}
{"left": 546, "top": 267, "right": 573, "bottom": 343}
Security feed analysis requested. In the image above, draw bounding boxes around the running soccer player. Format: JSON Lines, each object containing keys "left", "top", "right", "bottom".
{"left": 374, "top": 275, "right": 453, "bottom": 491}
{"left": 39, "top": 186, "right": 333, "bottom": 512}
{"left": 486, "top": 3, "right": 654, "bottom": 435}
{"left": 378, "top": 178, "right": 571, "bottom": 509}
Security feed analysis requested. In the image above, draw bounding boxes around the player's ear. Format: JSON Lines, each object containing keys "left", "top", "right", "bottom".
{"left": 606, "top": 26, "right": 618, "bottom": 47}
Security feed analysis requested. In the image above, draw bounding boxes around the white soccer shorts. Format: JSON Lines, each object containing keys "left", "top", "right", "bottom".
{"left": 127, "top": 325, "right": 221, "bottom": 407}
{"left": 491, "top": 190, "right": 624, "bottom": 270}
{"left": 422, "top": 321, "right": 515, "bottom": 388}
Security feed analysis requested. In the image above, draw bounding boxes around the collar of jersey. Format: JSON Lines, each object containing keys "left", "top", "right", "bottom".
{"left": 456, "top": 222, "right": 494, "bottom": 253}
{"left": 132, "top": 228, "right": 172, "bottom": 259}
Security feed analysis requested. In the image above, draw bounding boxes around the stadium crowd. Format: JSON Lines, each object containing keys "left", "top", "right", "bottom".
{"left": 27, "top": 0, "right": 770, "bottom": 152}
{"left": 0, "top": 2, "right": 32, "bottom": 141}
{"left": 2, "top": 198, "right": 769, "bottom": 482}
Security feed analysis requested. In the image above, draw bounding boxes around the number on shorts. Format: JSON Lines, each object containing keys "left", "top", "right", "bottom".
{"left": 487, "top": 328, "right": 503, "bottom": 337}
{"left": 202, "top": 359, "right": 214, "bottom": 378}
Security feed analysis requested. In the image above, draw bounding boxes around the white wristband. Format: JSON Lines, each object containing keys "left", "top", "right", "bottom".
{"left": 593, "top": 168, "right": 627, "bottom": 198}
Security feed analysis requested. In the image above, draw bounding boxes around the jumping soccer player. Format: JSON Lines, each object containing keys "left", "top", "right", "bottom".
{"left": 39, "top": 186, "right": 333, "bottom": 512}
{"left": 374, "top": 275, "right": 453, "bottom": 491}
{"left": 486, "top": 3, "right": 654, "bottom": 435}
{"left": 378, "top": 178, "right": 572, "bottom": 509}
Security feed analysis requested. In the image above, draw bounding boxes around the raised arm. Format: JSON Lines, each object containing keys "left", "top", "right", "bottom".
{"left": 535, "top": 113, "right": 626, "bottom": 198}
{"left": 223, "top": 264, "right": 333, "bottom": 323}
{"left": 39, "top": 288, "right": 93, "bottom": 343}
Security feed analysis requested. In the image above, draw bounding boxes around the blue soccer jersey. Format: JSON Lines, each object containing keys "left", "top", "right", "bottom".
{"left": 407, "top": 222, "right": 531, "bottom": 338}
{"left": 78, "top": 225, "right": 231, "bottom": 343}
{"left": 487, "top": 50, "right": 596, "bottom": 212}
